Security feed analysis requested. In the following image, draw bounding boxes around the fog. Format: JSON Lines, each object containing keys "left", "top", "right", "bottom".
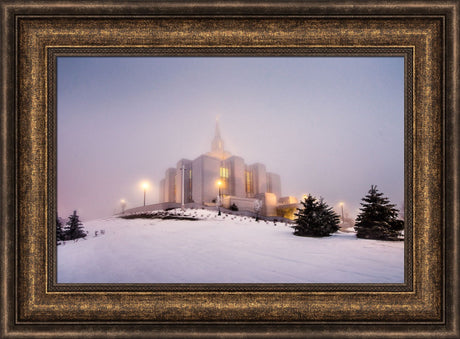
{"left": 57, "top": 57, "right": 404, "bottom": 221}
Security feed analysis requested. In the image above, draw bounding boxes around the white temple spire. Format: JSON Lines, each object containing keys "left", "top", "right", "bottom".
{"left": 211, "top": 116, "right": 224, "bottom": 153}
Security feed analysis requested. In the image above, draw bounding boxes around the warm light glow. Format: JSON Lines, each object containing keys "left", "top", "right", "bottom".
{"left": 339, "top": 202, "right": 344, "bottom": 206}
{"left": 302, "top": 194, "right": 308, "bottom": 200}
{"left": 217, "top": 180, "right": 223, "bottom": 187}
{"left": 120, "top": 199, "right": 126, "bottom": 204}
{"left": 141, "top": 182, "right": 149, "bottom": 190}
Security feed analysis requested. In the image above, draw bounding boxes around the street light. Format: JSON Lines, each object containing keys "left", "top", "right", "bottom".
{"left": 217, "top": 180, "right": 222, "bottom": 216}
{"left": 141, "top": 182, "right": 149, "bottom": 206}
{"left": 120, "top": 199, "right": 126, "bottom": 214}
{"left": 339, "top": 202, "right": 345, "bottom": 223}
{"left": 180, "top": 163, "right": 185, "bottom": 209}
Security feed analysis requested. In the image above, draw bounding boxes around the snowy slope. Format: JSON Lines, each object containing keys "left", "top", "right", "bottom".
{"left": 57, "top": 209, "right": 404, "bottom": 284}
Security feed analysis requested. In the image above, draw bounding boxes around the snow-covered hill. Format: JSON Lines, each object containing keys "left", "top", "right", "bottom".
{"left": 57, "top": 209, "right": 404, "bottom": 284}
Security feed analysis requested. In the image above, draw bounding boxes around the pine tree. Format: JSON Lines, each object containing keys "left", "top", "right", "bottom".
{"left": 354, "top": 185, "right": 404, "bottom": 240}
{"left": 65, "top": 210, "right": 86, "bottom": 240}
{"left": 293, "top": 194, "right": 340, "bottom": 237}
{"left": 56, "top": 215, "right": 64, "bottom": 243}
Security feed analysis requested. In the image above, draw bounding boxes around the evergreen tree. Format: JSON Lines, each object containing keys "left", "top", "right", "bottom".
{"left": 354, "top": 185, "right": 404, "bottom": 240}
{"left": 293, "top": 194, "right": 340, "bottom": 237}
{"left": 56, "top": 215, "right": 64, "bottom": 243}
{"left": 65, "top": 210, "right": 86, "bottom": 240}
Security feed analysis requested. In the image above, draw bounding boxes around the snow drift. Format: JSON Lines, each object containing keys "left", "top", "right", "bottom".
{"left": 57, "top": 209, "right": 404, "bottom": 284}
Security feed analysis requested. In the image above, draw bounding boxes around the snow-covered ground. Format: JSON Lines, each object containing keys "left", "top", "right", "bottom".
{"left": 57, "top": 209, "right": 404, "bottom": 284}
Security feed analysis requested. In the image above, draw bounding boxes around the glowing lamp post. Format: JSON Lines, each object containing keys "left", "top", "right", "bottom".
{"left": 217, "top": 180, "right": 222, "bottom": 216}
{"left": 180, "top": 163, "right": 185, "bottom": 209}
{"left": 339, "top": 202, "right": 345, "bottom": 223}
{"left": 141, "top": 182, "right": 149, "bottom": 206}
{"left": 120, "top": 199, "right": 126, "bottom": 214}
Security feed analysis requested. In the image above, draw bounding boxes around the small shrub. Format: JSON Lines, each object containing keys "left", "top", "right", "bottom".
{"left": 229, "top": 203, "right": 239, "bottom": 211}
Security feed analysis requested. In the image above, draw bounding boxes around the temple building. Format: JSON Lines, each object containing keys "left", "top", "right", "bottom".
{"left": 158, "top": 121, "right": 298, "bottom": 218}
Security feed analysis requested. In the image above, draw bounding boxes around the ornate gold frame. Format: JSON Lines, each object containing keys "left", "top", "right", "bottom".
{"left": 1, "top": 1, "right": 458, "bottom": 337}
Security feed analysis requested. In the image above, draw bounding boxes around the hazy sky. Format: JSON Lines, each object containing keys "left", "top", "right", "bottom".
{"left": 57, "top": 57, "right": 404, "bottom": 221}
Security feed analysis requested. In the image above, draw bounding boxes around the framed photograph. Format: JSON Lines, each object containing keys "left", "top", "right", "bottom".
{"left": 56, "top": 55, "right": 406, "bottom": 286}
{"left": 1, "top": 1, "right": 458, "bottom": 338}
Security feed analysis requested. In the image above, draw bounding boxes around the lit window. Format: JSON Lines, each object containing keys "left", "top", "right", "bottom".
{"left": 220, "top": 167, "right": 229, "bottom": 178}
{"left": 245, "top": 171, "right": 253, "bottom": 194}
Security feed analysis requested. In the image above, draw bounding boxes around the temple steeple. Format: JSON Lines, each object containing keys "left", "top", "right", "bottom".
{"left": 211, "top": 118, "right": 224, "bottom": 154}
{"left": 207, "top": 117, "right": 231, "bottom": 160}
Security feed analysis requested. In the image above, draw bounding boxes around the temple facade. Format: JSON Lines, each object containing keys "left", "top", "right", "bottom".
{"left": 158, "top": 121, "right": 297, "bottom": 218}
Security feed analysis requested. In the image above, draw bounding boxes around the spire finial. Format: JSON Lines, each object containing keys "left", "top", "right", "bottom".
{"left": 214, "top": 116, "right": 221, "bottom": 139}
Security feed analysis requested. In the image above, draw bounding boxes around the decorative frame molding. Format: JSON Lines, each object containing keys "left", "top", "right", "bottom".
{"left": 1, "top": 1, "right": 458, "bottom": 337}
